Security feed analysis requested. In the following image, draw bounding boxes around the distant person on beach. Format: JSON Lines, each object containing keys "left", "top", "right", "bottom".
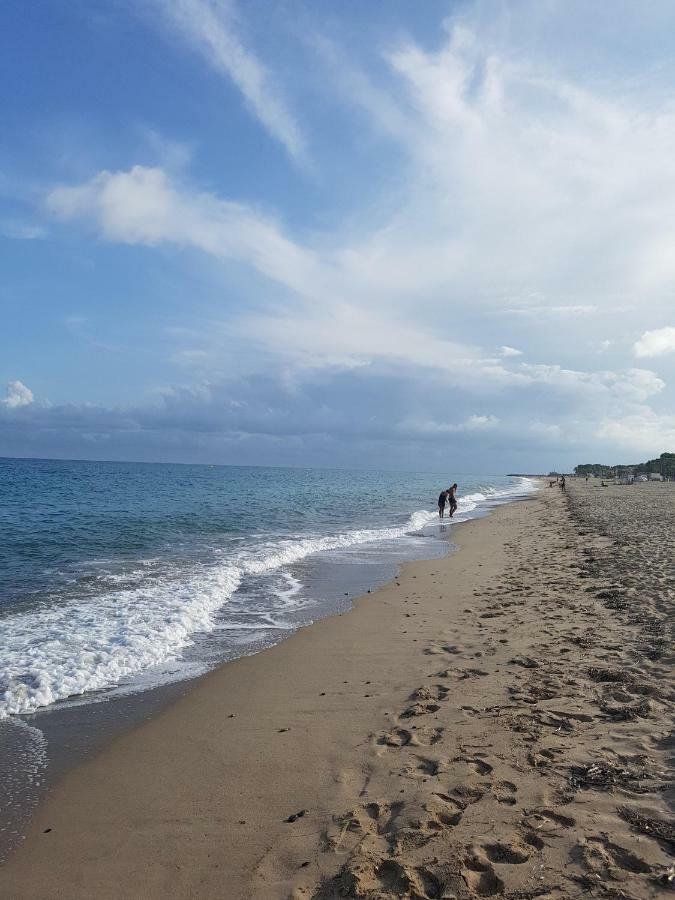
{"left": 448, "top": 483, "right": 458, "bottom": 517}
{"left": 560, "top": 475, "right": 566, "bottom": 491}
{"left": 438, "top": 489, "right": 448, "bottom": 518}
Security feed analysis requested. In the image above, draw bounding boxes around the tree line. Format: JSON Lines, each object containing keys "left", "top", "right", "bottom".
{"left": 574, "top": 452, "right": 675, "bottom": 479}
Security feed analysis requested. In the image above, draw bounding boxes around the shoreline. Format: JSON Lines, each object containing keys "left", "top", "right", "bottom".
{"left": 1, "top": 482, "right": 672, "bottom": 898}
{"left": 0, "top": 484, "right": 525, "bottom": 862}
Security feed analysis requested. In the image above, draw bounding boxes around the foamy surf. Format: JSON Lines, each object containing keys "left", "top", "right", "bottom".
{"left": 0, "top": 475, "right": 536, "bottom": 719}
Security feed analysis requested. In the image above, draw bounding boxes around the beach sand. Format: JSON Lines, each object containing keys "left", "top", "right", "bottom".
{"left": 1, "top": 481, "right": 673, "bottom": 899}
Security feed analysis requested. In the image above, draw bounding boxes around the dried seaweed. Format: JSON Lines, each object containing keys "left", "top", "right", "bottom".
{"left": 587, "top": 667, "right": 633, "bottom": 684}
{"left": 569, "top": 762, "right": 655, "bottom": 793}
{"left": 617, "top": 805, "right": 675, "bottom": 849}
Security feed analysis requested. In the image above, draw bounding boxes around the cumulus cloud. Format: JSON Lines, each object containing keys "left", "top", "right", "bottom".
{"left": 633, "top": 326, "right": 675, "bottom": 358}
{"left": 3, "top": 380, "right": 34, "bottom": 408}
{"left": 499, "top": 346, "right": 522, "bottom": 358}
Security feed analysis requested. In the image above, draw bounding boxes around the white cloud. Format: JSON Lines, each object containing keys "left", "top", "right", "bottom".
{"left": 465, "top": 414, "right": 499, "bottom": 430}
{"left": 398, "top": 414, "right": 500, "bottom": 436}
{"left": 3, "top": 380, "right": 34, "bottom": 408}
{"left": 156, "top": 0, "right": 307, "bottom": 164}
{"left": 529, "top": 422, "right": 563, "bottom": 440}
{"left": 503, "top": 305, "right": 598, "bottom": 318}
{"left": 48, "top": 166, "right": 325, "bottom": 297}
{"left": 633, "top": 326, "right": 675, "bottom": 358}
{"left": 596, "top": 410, "right": 675, "bottom": 454}
{"left": 519, "top": 364, "right": 664, "bottom": 403}
{"left": 38, "top": 4, "right": 675, "bottom": 467}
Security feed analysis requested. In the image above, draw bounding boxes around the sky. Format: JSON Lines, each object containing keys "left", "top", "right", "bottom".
{"left": 2, "top": 0, "right": 675, "bottom": 473}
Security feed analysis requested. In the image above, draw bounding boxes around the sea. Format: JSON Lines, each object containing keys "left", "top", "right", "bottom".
{"left": 0, "top": 457, "right": 536, "bottom": 853}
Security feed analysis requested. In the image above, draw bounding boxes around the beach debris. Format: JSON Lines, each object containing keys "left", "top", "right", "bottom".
{"left": 569, "top": 760, "right": 656, "bottom": 793}
{"left": 617, "top": 806, "right": 675, "bottom": 849}
{"left": 285, "top": 810, "right": 306, "bottom": 823}
{"left": 653, "top": 864, "right": 675, "bottom": 889}
{"left": 587, "top": 666, "right": 633, "bottom": 684}
{"left": 599, "top": 699, "right": 651, "bottom": 721}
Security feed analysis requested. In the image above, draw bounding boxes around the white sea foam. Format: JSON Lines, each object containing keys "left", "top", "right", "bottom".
{"left": 0, "top": 564, "right": 242, "bottom": 718}
{"left": 0, "top": 478, "right": 535, "bottom": 719}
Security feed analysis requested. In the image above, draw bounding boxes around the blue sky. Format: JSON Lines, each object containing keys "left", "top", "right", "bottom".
{"left": 2, "top": 0, "right": 675, "bottom": 471}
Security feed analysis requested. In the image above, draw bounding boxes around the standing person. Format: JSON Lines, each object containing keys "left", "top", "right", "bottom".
{"left": 438, "top": 489, "right": 448, "bottom": 518}
{"left": 448, "top": 483, "right": 458, "bottom": 517}
{"left": 560, "top": 475, "right": 566, "bottom": 491}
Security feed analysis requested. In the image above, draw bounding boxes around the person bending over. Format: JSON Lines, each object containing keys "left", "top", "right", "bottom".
{"left": 448, "top": 483, "right": 458, "bottom": 517}
{"left": 438, "top": 489, "right": 448, "bottom": 518}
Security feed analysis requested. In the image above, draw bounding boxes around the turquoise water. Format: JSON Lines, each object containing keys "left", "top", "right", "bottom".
{"left": 0, "top": 458, "right": 535, "bottom": 718}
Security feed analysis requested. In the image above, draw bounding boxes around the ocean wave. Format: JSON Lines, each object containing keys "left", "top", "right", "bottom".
{"left": 0, "top": 477, "right": 535, "bottom": 718}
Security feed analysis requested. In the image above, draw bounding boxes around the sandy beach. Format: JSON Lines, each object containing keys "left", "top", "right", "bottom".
{"left": 1, "top": 480, "right": 673, "bottom": 899}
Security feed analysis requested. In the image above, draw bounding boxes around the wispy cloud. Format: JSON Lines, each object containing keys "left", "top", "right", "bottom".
{"left": 0, "top": 220, "right": 46, "bottom": 240}
{"left": 34, "top": 1, "right": 675, "bottom": 465}
{"left": 155, "top": 0, "right": 307, "bottom": 165}
{"left": 47, "top": 165, "right": 325, "bottom": 296}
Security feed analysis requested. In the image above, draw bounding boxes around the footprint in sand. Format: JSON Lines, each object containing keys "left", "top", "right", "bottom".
{"left": 412, "top": 755, "right": 447, "bottom": 777}
{"left": 325, "top": 800, "right": 404, "bottom": 853}
{"left": 454, "top": 755, "right": 494, "bottom": 776}
{"left": 490, "top": 779, "right": 518, "bottom": 805}
{"left": 377, "top": 724, "right": 444, "bottom": 749}
{"left": 451, "top": 784, "right": 485, "bottom": 806}
{"left": 461, "top": 850, "right": 505, "bottom": 897}
{"left": 378, "top": 726, "right": 413, "bottom": 748}
{"left": 574, "top": 835, "right": 651, "bottom": 877}
{"left": 424, "top": 643, "right": 464, "bottom": 657}
{"left": 526, "top": 747, "right": 563, "bottom": 768}
{"left": 400, "top": 702, "right": 441, "bottom": 719}
{"left": 520, "top": 829, "right": 546, "bottom": 850}
{"left": 522, "top": 807, "right": 575, "bottom": 832}
{"left": 409, "top": 684, "right": 450, "bottom": 703}
{"left": 325, "top": 855, "right": 442, "bottom": 900}
{"left": 482, "top": 841, "right": 531, "bottom": 864}
{"left": 458, "top": 667, "right": 490, "bottom": 679}
{"left": 508, "top": 655, "right": 541, "bottom": 669}
{"left": 415, "top": 725, "right": 445, "bottom": 746}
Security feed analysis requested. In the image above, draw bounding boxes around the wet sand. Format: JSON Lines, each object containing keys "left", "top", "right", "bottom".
{"left": 1, "top": 481, "right": 673, "bottom": 899}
